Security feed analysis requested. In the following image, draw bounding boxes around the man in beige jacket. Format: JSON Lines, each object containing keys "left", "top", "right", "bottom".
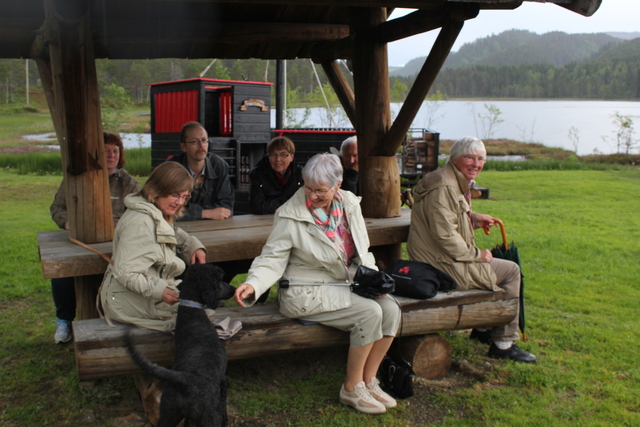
{"left": 407, "top": 136, "right": 536, "bottom": 363}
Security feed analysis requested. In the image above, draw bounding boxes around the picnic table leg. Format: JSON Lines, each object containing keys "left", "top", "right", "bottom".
{"left": 74, "top": 275, "right": 102, "bottom": 320}
{"left": 371, "top": 244, "right": 402, "bottom": 272}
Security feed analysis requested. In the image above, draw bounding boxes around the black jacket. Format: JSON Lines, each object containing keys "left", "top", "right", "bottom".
{"left": 249, "top": 156, "right": 304, "bottom": 215}
{"left": 341, "top": 167, "right": 359, "bottom": 196}
{"left": 168, "top": 152, "right": 235, "bottom": 221}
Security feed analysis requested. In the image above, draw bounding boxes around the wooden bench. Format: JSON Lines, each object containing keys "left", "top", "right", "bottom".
{"left": 38, "top": 209, "right": 518, "bottom": 381}
{"left": 73, "top": 290, "right": 517, "bottom": 381}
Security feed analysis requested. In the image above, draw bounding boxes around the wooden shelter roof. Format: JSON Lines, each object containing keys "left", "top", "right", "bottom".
{"left": 2, "top": 0, "right": 601, "bottom": 61}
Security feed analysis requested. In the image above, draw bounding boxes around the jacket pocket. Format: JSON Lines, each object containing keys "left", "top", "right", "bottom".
{"left": 278, "top": 286, "right": 351, "bottom": 318}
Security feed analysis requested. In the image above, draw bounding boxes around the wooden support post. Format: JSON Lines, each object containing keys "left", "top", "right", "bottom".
{"left": 350, "top": 7, "right": 398, "bottom": 219}
{"left": 391, "top": 334, "right": 452, "bottom": 380}
{"left": 32, "top": 0, "right": 113, "bottom": 319}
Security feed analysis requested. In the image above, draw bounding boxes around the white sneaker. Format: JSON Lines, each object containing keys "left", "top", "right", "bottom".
{"left": 54, "top": 320, "right": 72, "bottom": 344}
{"left": 366, "top": 377, "right": 397, "bottom": 408}
{"left": 339, "top": 381, "right": 386, "bottom": 414}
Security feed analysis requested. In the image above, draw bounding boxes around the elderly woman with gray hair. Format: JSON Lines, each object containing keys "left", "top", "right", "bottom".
{"left": 407, "top": 136, "right": 536, "bottom": 363}
{"left": 235, "top": 153, "right": 401, "bottom": 414}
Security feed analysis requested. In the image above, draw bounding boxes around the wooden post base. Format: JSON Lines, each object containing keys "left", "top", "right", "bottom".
{"left": 132, "top": 373, "right": 164, "bottom": 426}
{"left": 391, "top": 334, "right": 452, "bottom": 380}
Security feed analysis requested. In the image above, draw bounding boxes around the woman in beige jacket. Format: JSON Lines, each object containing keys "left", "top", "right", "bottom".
{"left": 235, "top": 153, "right": 401, "bottom": 415}
{"left": 99, "top": 162, "right": 206, "bottom": 332}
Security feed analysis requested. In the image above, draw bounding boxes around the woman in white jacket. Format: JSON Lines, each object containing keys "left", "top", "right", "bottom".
{"left": 235, "top": 153, "right": 401, "bottom": 415}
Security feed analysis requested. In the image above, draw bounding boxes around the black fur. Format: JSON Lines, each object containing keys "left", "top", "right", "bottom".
{"left": 126, "top": 264, "right": 236, "bottom": 427}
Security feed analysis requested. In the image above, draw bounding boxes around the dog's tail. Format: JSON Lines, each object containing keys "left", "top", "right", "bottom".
{"left": 125, "top": 331, "right": 188, "bottom": 386}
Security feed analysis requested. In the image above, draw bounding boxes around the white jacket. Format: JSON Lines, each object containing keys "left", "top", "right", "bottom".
{"left": 244, "top": 188, "right": 377, "bottom": 318}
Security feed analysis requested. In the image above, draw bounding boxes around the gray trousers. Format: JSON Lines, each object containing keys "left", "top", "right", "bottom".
{"left": 490, "top": 257, "right": 521, "bottom": 342}
{"left": 299, "top": 293, "right": 401, "bottom": 348}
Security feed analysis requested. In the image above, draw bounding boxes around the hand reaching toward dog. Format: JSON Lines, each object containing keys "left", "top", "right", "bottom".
{"left": 234, "top": 283, "right": 255, "bottom": 307}
{"left": 162, "top": 288, "right": 180, "bottom": 305}
{"left": 190, "top": 248, "right": 206, "bottom": 265}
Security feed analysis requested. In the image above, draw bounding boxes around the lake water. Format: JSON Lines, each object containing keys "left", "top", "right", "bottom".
{"left": 23, "top": 132, "right": 151, "bottom": 150}
{"left": 23, "top": 100, "right": 639, "bottom": 156}
{"left": 284, "top": 100, "right": 640, "bottom": 155}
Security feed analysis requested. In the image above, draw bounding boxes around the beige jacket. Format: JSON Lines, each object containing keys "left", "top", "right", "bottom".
{"left": 407, "top": 161, "right": 501, "bottom": 292}
{"left": 98, "top": 195, "right": 205, "bottom": 331}
{"left": 243, "top": 188, "right": 377, "bottom": 318}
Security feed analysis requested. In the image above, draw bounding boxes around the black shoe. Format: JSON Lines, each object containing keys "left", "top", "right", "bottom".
{"left": 488, "top": 343, "right": 537, "bottom": 364}
{"left": 469, "top": 329, "right": 492, "bottom": 345}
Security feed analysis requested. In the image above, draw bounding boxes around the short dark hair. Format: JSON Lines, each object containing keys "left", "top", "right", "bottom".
{"left": 267, "top": 136, "right": 296, "bottom": 155}
{"left": 179, "top": 121, "right": 206, "bottom": 144}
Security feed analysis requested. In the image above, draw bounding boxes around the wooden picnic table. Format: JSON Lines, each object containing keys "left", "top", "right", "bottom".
{"left": 37, "top": 210, "right": 411, "bottom": 280}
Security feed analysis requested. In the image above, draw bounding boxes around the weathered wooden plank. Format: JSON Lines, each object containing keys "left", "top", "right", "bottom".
{"left": 73, "top": 290, "right": 517, "bottom": 381}
{"left": 38, "top": 210, "right": 412, "bottom": 279}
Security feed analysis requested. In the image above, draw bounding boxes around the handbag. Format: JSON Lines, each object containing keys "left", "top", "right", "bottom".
{"left": 350, "top": 265, "right": 395, "bottom": 298}
{"left": 378, "top": 355, "right": 414, "bottom": 399}
{"left": 385, "top": 260, "right": 457, "bottom": 299}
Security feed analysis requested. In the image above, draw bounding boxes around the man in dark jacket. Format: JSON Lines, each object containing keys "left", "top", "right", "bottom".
{"left": 167, "top": 121, "right": 234, "bottom": 221}
{"left": 249, "top": 136, "right": 304, "bottom": 214}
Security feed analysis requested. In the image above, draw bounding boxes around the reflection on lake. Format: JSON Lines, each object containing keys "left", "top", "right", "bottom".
{"left": 22, "top": 133, "right": 151, "bottom": 150}
{"left": 281, "top": 100, "right": 640, "bottom": 155}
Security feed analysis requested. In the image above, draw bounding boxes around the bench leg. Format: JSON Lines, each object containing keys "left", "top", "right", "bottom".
{"left": 133, "top": 373, "right": 164, "bottom": 426}
{"left": 391, "top": 334, "right": 452, "bottom": 380}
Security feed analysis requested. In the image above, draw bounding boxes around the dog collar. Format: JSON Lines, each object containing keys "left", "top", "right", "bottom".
{"left": 178, "top": 299, "right": 206, "bottom": 309}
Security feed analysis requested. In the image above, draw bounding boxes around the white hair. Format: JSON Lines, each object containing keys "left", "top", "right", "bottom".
{"left": 302, "top": 153, "right": 343, "bottom": 188}
{"left": 340, "top": 136, "right": 357, "bottom": 157}
{"left": 449, "top": 136, "right": 486, "bottom": 160}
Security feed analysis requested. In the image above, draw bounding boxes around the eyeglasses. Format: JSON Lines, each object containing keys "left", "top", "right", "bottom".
{"left": 303, "top": 185, "right": 334, "bottom": 197}
{"left": 185, "top": 138, "right": 209, "bottom": 146}
{"left": 268, "top": 152, "right": 291, "bottom": 159}
{"left": 462, "top": 155, "right": 486, "bottom": 164}
{"left": 168, "top": 193, "right": 191, "bottom": 202}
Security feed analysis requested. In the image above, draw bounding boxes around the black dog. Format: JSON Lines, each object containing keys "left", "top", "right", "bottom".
{"left": 126, "top": 264, "right": 236, "bottom": 427}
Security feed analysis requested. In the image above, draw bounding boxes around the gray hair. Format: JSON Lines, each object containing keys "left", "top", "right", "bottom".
{"left": 302, "top": 153, "right": 343, "bottom": 188}
{"left": 449, "top": 136, "right": 486, "bottom": 160}
{"left": 340, "top": 135, "right": 357, "bottom": 157}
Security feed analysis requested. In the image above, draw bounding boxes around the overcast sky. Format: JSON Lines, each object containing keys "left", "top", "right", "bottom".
{"left": 388, "top": 0, "right": 640, "bottom": 66}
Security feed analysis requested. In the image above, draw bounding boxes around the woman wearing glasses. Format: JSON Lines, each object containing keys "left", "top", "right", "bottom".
{"left": 98, "top": 162, "right": 206, "bottom": 331}
{"left": 235, "top": 153, "right": 401, "bottom": 415}
{"left": 249, "top": 136, "right": 304, "bottom": 214}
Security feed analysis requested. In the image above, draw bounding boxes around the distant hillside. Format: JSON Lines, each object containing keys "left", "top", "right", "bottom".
{"left": 416, "top": 35, "right": 640, "bottom": 99}
{"left": 391, "top": 30, "right": 623, "bottom": 77}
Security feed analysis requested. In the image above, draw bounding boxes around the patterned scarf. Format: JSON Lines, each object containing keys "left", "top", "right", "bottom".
{"left": 306, "top": 191, "right": 344, "bottom": 239}
{"left": 306, "top": 191, "right": 355, "bottom": 269}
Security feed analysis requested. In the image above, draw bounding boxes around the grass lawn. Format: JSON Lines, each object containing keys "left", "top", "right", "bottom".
{"left": 0, "top": 168, "right": 639, "bottom": 426}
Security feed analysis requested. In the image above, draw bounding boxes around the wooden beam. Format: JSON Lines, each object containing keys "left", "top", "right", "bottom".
{"left": 376, "top": 4, "right": 477, "bottom": 44}
{"left": 95, "top": 22, "right": 350, "bottom": 45}
{"left": 320, "top": 60, "right": 356, "bottom": 126}
{"left": 380, "top": 17, "right": 463, "bottom": 156}
{"left": 559, "top": 0, "right": 601, "bottom": 17}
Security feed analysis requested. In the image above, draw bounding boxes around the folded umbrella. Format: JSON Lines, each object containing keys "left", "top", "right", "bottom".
{"left": 484, "top": 218, "right": 527, "bottom": 342}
